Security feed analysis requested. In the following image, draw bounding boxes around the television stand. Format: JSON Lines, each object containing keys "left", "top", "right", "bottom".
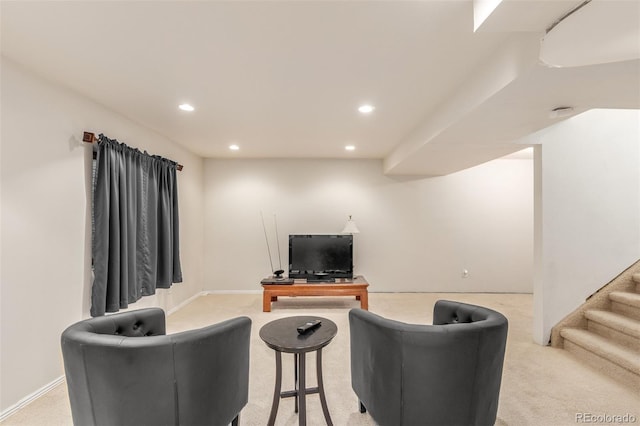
{"left": 261, "top": 275, "right": 369, "bottom": 312}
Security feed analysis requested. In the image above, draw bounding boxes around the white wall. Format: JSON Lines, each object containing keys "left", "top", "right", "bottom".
{"left": 0, "top": 58, "right": 204, "bottom": 413}
{"left": 532, "top": 109, "right": 640, "bottom": 345}
{"left": 0, "top": 54, "right": 536, "bottom": 414}
{"left": 204, "top": 157, "right": 533, "bottom": 293}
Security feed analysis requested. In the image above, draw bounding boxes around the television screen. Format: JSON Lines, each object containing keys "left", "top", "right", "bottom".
{"left": 289, "top": 234, "right": 353, "bottom": 280}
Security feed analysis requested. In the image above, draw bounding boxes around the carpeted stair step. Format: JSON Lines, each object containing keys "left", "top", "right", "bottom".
{"left": 610, "top": 291, "right": 640, "bottom": 321}
{"left": 634, "top": 273, "right": 640, "bottom": 293}
{"left": 585, "top": 309, "right": 640, "bottom": 351}
{"left": 560, "top": 328, "right": 640, "bottom": 389}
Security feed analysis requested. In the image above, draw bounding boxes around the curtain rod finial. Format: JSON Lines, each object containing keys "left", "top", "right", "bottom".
{"left": 83, "top": 131, "right": 96, "bottom": 143}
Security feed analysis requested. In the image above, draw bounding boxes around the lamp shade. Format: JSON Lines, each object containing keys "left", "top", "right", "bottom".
{"left": 342, "top": 215, "right": 360, "bottom": 234}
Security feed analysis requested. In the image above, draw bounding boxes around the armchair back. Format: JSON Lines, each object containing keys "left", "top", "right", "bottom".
{"left": 61, "top": 308, "right": 251, "bottom": 426}
{"left": 349, "top": 300, "right": 508, "bottom": 426}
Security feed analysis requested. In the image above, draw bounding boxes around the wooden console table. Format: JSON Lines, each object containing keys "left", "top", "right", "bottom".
{"left": 262, "top": 276, "right": 369, "bottom": 312}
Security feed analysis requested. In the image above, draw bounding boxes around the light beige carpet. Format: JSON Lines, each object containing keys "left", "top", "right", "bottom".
{"left": 3, "top": 293, "right": 639, "bottom": 426}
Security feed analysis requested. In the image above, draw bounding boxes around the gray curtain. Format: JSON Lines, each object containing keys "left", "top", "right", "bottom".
{"left": 91, "top": 134, "right": 182, "bottom": 317}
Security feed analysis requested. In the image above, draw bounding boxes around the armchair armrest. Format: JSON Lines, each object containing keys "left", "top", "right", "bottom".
{"left": 349, "top": 309, "right": 404, "bottom": 426}
{"left": 171, "top": 316, "right": 252, "bottom": 426}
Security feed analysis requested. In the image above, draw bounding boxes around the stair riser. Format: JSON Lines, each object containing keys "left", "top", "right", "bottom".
{"left": 587, "top": 321, "right": 640, "bottom": 352}
{"left": 612, "top": 301, "right": 640, "bottom": 321}
{"left": 563, "top": 340, "right": 640, "bottom": 391}
{"left": 636, "top": 282, "right": 640, "bottom": 293}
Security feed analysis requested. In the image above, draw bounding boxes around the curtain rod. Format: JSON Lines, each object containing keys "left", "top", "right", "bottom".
{"left": 83, "top": 131, "right": 184, "bottom": 171}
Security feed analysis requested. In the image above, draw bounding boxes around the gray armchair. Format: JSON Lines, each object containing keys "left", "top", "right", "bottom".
{"left": 61, "top": 308, "right": 251, "bottom": 426}
{"left": 349, "top": 300, "right": 508, "bottom": 426}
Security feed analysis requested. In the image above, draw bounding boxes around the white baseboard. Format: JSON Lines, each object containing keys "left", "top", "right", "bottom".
{"left": 167, "top": 291, "right": 208, "bottom": 316}
{"left": 167, "top": 289, "right": 262, "bottom": 315}
{"left": 0, "top": 376, "right": 65, "bottom": 422}
{"left": 167, "top": 290, "right": 262, "bottom": 315}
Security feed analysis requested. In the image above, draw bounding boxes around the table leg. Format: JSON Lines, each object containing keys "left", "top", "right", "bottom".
{"left": 263, "top": 291, "right": 272, "bottom": 312}
{"left": 298, "top": 353, "right": 306, "bottom": 426}
{"left": 294, "top": 353, "right": 299, "bottom": 413}
{"left": 360, "top": 290, "right": 369, "bottom": 310}
{"left": 267, "top": 351, "right": 282, "bottom": 426}
{"left": 316, "top": 348, "right": 333, "bottom": 426}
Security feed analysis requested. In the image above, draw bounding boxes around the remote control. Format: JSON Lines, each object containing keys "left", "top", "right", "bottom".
{"left": 297, "top": 319, "right": 322, "bottom": 334}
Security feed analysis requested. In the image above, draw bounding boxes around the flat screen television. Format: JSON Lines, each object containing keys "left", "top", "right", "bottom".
{"left": 289, "top": 234, "right": 353, "bottom": 280}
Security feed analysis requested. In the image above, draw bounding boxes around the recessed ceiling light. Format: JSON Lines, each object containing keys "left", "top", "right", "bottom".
{"left": 178, "top": 103, "right": 195, "bottom": 112}
{"left": 345, "top": 145, "right": 356, "bottom": 151}
{"left": 358, "top": 104, "right": 375, "bottom": 114}
{"left": 229, "top": 144, "right": 240, "bottom": 151}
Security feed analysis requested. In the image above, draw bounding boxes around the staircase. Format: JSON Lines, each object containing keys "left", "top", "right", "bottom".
{"left": 551, "top": 264, "right": 640, "bottom": 390}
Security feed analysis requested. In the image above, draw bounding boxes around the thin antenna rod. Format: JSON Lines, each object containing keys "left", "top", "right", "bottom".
{"left": 260, "top": 211, "right": 275, "bottom": 272}
{"left": 274, "top": 213, "right": 283, "bottom": 270}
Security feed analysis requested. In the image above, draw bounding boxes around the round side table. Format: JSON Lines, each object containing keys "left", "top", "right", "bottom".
{"left": 259, "top": 316, "right": 337, "bottom": 426}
